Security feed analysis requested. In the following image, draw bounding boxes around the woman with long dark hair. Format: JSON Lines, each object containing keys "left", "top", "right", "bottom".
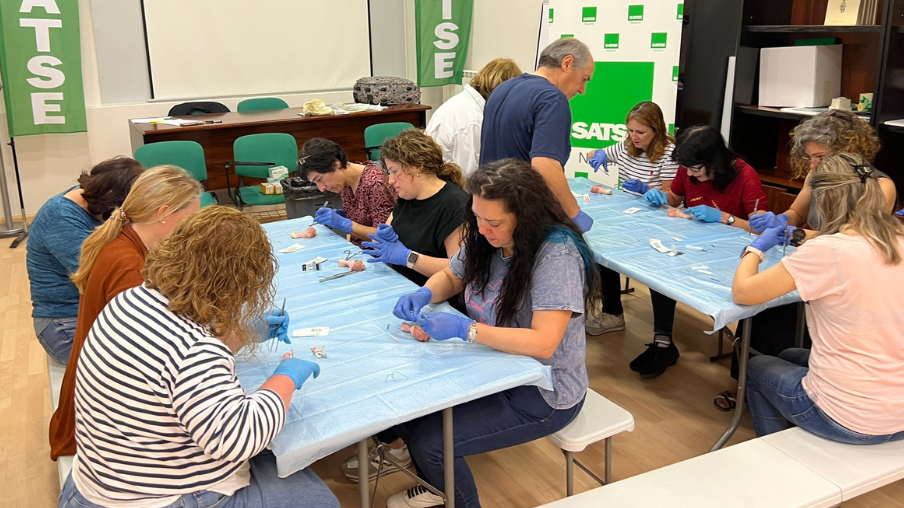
{"left": 636, "top": 125, "right": 768, "bottom": 380}
{"left": 734, "top": 153, "right": 904, "bottom": 442}
{"left": 385, "top": 158, "right": 600, "bottom": 508}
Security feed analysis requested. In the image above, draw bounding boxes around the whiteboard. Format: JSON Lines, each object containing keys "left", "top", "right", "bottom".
{"left": 142, "top": 0, "right": 372, "bottom": 100}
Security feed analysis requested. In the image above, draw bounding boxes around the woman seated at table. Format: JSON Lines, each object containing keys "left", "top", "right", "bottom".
{"left": 49, "top": 165, "right": 206, "bottom": 460}
{"left": 339, "top": 128, "right": 469, "bottom": 483}
{"left": 584, "top": 101, "right": 679, "bottom": 336}
{"left": 27, "top": 156, "right": 144, "bottom": 364}
{"left": 362, "top": 128, "right": 468, "bottom": 287}
{"left": 733, "top": 153, "right": 904, "bottom": 443}
{"left": 384, "top": 158, "right": 600, "bottom": 508}
{"left": 299, "top": 138, "right": 396, "bottom": 245}
{"left": 750, "top": 109, "right": 897, "bottom": 237}
{"left": 635, "top": 125, "right": 768, "bottom": 380}
{"left": 59, "top": 206, "right": 337, "bottom": 508}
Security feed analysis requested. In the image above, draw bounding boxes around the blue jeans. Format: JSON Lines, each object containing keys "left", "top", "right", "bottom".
{"left": 395, "top": 385, "right": 584, "bottom": 508}
{"left": 58, "top": 451, "right": 338, "bottom": 508}
{"left": 34, "top": 317, "right": 77, "bottom": 365}
{"left": 747, "top": 348, "right": 904, "bottom": 444}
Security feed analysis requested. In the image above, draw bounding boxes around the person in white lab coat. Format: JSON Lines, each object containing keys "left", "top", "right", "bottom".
{"left": 425, "top": 58, "right": 522, "bottom": 178}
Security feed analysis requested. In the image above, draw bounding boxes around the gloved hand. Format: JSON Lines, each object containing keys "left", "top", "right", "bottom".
{"left": 362, "top": 233, "right": 411, "bottom": 266}
{"left": 749, "top": 212, "right": 788, "bottom": 233}
{"left": 393, "top": 287, "right": 433, "bottom": 321}
{"left": 416, "top": 312, "right": 472, "bottom": 341}
{"left": 271, "top": 357, "right": 320, "bottom": 390}
{"left": 258, "top": 309, "right": 290, "bottom": 344}
{"left": 643, "top": 188, "right": 669, "bottom": 206}
{"left": 622, "top": 179, "right": 649, "bottom": 195}
{"left": 314, "top": 207, "right": 353, "bottom": 234}
{"left": 571, "top": 210, "right": 594, "bottom": 232}
{"left": 749, "top": 225, "right": 794, "bottom": 253}
{"left": 375, "top": 223, "right": 399, "bottom": 243}
{"left": 686, "top": 205, "right": 723, "bottom": 223}
{"left": 589, "top": 150, "right": 608, "bottom": 173}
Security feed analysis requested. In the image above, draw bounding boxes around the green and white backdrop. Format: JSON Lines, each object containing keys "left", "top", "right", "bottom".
{"left": 542, "top": 0, "right": 683, "bottom": 187}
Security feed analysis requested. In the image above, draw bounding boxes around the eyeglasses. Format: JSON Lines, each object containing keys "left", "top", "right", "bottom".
{"left": 802, "top": 153, "right": 828, "bottom": 163}
{"left": 686, "top": 164, "right": 705, "bottom": 173}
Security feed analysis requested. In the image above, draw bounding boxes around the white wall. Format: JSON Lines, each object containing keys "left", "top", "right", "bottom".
{"left": 1, "top": 0, "right": 546, "bottom": 218}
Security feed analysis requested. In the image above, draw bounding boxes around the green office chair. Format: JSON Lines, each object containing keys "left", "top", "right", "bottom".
{"left": 230, "top": 133, "right": 298, "bottom": 209}
{"left": 363, "top": 122, "right": 414, "bottom": 160}
{"left": 134, "top": 141, "right": 217, "bottom": 207}
{"left": 237, "top": 97, "right": 289, "bottom": 112}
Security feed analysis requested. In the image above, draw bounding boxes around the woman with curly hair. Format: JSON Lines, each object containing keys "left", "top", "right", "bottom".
{"left": 27, "top": 156, "right": 144, "bottom": 364}
{"left": 750, "top": 109, "right": 897, "bottom": 236}
{"left": 734, "top": 153, "right": 904, "bottom": 442}
{"left": 49, "top": 165, "right": 204, "bottom": 460}
{"left": 384, "top": 158, "right": 600, "bottom": 508}
{"left": 58, "top": 206, "right": 336, "bottom": 508}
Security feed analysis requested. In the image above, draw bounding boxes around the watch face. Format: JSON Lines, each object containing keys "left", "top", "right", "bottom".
{"left": 727, "top": 215, "right": 735, "bottom": 225}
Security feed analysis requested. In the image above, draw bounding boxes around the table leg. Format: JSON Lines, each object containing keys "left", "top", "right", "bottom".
{"left": 710, "top": 317, "right": 751, "bottom": 451}
{"left": 443, "top": 407, "right": 455, "bottom": 508}
{"left": 358, "top": 439, "right": 369, "bottom": 508}
{"left": 795, "top": 302, "right": 806, "bottom": 348}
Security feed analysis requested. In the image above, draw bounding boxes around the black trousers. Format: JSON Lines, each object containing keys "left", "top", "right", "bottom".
{"left": 599, "top": 266, "right": 624, "bottom": 316}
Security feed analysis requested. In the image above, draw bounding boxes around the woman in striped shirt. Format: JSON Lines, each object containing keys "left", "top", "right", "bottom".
{"left": 585, "top": 101, "right": 679, "bottom": 336}
{"left": 59, "top": 207, "right": 337, "bottom": 508}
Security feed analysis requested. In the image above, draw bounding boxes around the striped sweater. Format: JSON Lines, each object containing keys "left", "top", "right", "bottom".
{"left": 605, "top": 141, "right": 678, "bottom": 189}
{"left": 72, "top": 285, "right": 285, "bottom": 506}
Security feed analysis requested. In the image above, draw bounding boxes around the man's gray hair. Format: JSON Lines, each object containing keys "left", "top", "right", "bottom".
{"left": 537, "top": 38, "right": 591, "bottom": 69}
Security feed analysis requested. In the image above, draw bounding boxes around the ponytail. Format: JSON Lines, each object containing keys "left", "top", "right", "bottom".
{"left": 72, "top": 210, "right": 127, "bottom": 293}
{"left": 437, "top": 161, "right": 465, "bottom": 188}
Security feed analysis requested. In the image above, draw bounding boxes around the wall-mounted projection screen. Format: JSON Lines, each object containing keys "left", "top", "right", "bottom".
{"left": 141, "top": 0, "right": 372, "bottom": 100}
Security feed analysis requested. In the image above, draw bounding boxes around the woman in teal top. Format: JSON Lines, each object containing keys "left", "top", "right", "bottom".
{"left": 26, "top": 156, "right": 143, "bottom": 364}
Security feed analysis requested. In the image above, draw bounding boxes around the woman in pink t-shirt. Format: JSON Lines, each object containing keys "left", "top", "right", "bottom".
{"left": 733, "top": 153, "right": 904, "bottom": 443}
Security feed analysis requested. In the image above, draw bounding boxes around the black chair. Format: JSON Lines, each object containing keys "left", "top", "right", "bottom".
{"left": 168, "top": 101, "right": 230, "bottom": 116}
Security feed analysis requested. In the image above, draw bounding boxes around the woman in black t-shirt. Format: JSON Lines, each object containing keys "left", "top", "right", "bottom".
{"left": 362, "top": 129, "right": 468, "bottom": 286}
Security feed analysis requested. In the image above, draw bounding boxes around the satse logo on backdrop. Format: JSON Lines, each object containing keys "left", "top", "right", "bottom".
{"left": 21, "top": 0, "right": 68, "bottom": 124}
{"left": 628, "top": 5, "right": 644, "bottom": 21}
{"left": 570, "top": 62, "right": 654, "bottom": 147}
{"left": 582, "top": 7, "right": 597, "bottom": 23}
{"left": 651, "top": 33, "right": 667, "bottom": 49}
{"left": 604, "top": 34, "right": 619, "bottom": 49}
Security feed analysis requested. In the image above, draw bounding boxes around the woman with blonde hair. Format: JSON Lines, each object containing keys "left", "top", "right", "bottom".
{"left": 583, "top": 101, "right": 680, "bottom": 336}
{"left": 750, "top": 109, "right": 897, "bottom": 236}
{"left": 426, "top": 57, "right": 522, "bottom": 176}
{"left": 733, "top": 153, "right": 904, "bottom": 442}
{"left": 49, "top": 165, "right": 205, "bottom": 459}
{"left": 58, "top": 206, "right": 336, "bottom": 508}
{"left": 340, "top": 128, "right": 468, "bottom": 483}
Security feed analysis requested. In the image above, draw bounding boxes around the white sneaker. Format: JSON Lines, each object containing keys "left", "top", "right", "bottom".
{"left": 386, "top": 485, "right": 445, "bottom": 508}
{"left": 340, "top": 444, "right": 411, "bottom": 482}
{"left": 585, "top": 313, "right": 625, "bottom": 336}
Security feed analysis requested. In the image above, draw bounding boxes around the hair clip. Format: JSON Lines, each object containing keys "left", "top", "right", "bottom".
{"left": 119, "top": 208, "right": 131, "bottom": 223}
{"left": 297, "top": 155, "right": 310, "bottom": 166}
{"left": 851, "top": 163, "right": 874, "bottom": 184}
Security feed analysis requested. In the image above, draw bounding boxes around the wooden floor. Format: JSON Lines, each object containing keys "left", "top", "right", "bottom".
{"left": 1, "top": 235, "right": 902, "bottom": 507}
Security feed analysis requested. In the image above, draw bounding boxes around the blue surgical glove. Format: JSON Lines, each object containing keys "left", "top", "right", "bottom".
{"left": 622, "top": 179, "right": 650, "bottom": 195}
{"left": 375, "top": 223, "right": 399, "bottom": 243}
{"left": 393, "top": 287, "right": 433, "bottom": 321}
{"left": 258, "top": 309, "right": 290, "bottom": 344}
{"left": 686, "top": 205, "right": 723, "bottom": 223}
{"left": 271, "top": 357, "right": 320, "bottom": 390}
{"left": 314, "top": 207, "right": 352, "bottom": 234}
{"left": 749, "top": 225, "right": 794, "bottom": 253}
{"left": 643, "top": 188, "right": 669, "bottom": 206}
{"left": 749, "top": 212, "right": 788, "bottom": 233}
{"left": 589, "top": 150, "right": 609, "bottom": 173}
{"left": 362, "top": 233, "right": 411, "bottom": 266}
{"left": 416, "top": 312, "right": 472, "bottom": 341}
{"left": 571, "top": 210, "right": 594, "bottom": 232}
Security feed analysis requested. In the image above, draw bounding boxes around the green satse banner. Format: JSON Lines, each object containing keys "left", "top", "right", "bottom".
{"left": 0, "top": 0, "right": 86, "bottom": 136}
{"left": 415, "top": 0, "right": 473, "bottom": 87}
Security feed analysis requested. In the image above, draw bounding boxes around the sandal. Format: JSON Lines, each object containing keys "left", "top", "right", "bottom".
{"left": 713, "top": 391, "right": 736, "bottom": 412}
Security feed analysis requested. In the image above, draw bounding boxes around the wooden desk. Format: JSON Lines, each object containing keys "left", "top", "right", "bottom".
{"left": 129, "top": 104, "right": 431, "bottom": 191}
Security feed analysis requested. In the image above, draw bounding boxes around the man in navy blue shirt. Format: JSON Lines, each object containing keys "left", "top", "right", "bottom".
{"left": 480, "top": 37, "right": 595, "bottom": 231}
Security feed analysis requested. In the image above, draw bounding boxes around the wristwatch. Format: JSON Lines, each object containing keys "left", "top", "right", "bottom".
{"left": 405, "top": 251, "right": 419, "bottom": 269}
{"left": 789, "top": 228, "right": 807, "bottom": 247}
{"left": 467, "top": 321, "right": 478, "bottom": 343}
{"left": 725, "top": 214, "right": 736, "bottom": 226}
{"left": 741, "top": 245, "right": 765, "bottom": 262}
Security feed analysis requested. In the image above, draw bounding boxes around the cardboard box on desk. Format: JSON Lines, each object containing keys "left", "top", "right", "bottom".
{"left": 759, "top": 45, "right": 842, "bottom": 107}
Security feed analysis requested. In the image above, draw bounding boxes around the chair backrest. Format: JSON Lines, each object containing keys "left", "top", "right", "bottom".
{"left": 237, "top": 97, "right": 289, "bottom": 112}
{"left": 363, "top": 122, "right": 415, "bottom": 160}
{"left": 168, "top": 101, "right": 229, "bottom": 116}
{"left": 233, "top": 133, "right": 299, "bottom": 179}
{"left": 135, "top": 140, "right": 208, "bottom": 182}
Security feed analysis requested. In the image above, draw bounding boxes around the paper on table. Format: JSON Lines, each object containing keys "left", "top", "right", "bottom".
{"left": 292, "top": 327, "right": 329, "bottom": 337}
